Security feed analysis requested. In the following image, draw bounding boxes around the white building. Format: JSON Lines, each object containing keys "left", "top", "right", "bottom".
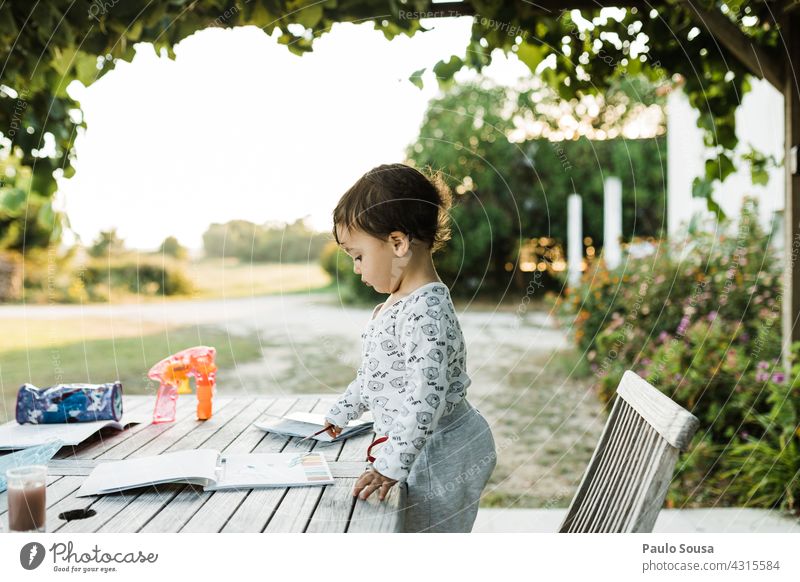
{"left": 667, "top": 78, "right": 785, "bottom": 248}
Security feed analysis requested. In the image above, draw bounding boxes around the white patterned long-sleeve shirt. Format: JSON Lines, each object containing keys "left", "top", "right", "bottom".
{"left": 324, "top": 281, "right": 470, "bottom": 482}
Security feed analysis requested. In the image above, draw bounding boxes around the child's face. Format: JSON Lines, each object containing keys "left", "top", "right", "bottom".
{"left": 335, "top": 225, "right": 411, "bottom": 294}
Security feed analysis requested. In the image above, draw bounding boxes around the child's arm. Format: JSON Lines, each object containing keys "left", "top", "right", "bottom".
{"left": 370, "top": 299, "right": 459, "bottom": 482}
{"left": 325, "top": 304, "right": 381, "bottom": 429}
{"left": 324, "top": 373, "right": 367, "bottom": 429}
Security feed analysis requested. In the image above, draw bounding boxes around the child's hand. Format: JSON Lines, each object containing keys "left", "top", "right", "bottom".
{"left": 323, "top": 420, "right": 343, "bottom": 439}
{"left": 353, "top": 467, "right": 398, "bottom": 502}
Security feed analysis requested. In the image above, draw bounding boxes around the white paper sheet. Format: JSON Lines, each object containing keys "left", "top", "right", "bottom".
{"left": 0, "top": 413, "right": 150, "bottom": 450}
{"left": 254, "top": 411, "right": 373, "bottom": 442}
{"left": 75, "top": 449, "right": 220, "bottom": 497}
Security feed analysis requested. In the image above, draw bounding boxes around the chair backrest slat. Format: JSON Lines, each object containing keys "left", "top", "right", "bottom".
{"left": 562, "top": 395, "right": 625, "bottom": 532}
{"left": 599, "top": 411, "right": 648, "bottom": 532}
{"left": 559, "top": 371, "right": 699, "bottom": 533}
{"left": 584, "top": 400, "right": 640, "bottom": 532}
{"left": 607, "top": 417, "right": 658, "bottom": 532}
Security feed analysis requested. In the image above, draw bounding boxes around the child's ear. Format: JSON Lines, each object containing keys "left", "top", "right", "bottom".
{"left": 388, "top": 231, "right": 411, "bottom": 257}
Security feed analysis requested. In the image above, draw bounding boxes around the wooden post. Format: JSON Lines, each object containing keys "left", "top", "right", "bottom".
{"left": 783, "top": 12, "right": 800, "bottom": 374}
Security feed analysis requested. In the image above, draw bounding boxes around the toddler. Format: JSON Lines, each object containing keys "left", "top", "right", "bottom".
{"left": 323, "top": 163, "right": 497, "bottom": 533}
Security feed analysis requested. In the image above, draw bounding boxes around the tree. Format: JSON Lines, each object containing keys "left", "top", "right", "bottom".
{"left": 0, "top": 150, "right": 67, "bottom": 252}
{"left": 406, "top": 79, "right": 667, "bottom": 291}
{"left": 202, "top": 218, "right": 328, "bottom": 262}
{"left": 159, "top": 236, "right": 188, "bottom": 260}
{"left": 88, "top": 229, "right": 125, "bottom": 258}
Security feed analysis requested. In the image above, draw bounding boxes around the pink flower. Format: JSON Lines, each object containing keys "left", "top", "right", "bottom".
{"left": 772, "top": 372, "right": 786, "bottom": 384}
{"left": 677, "top": 315, "right": 691, "bottom": 336}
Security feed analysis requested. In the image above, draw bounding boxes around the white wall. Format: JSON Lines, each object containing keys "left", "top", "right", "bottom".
{"left": 667, "top": 78, "right": 784, "bottom": 244}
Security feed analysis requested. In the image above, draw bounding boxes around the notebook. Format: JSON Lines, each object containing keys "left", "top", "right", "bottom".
{"left": 75, "top": 449, "right": 334, "bottom": 497}
{"left": 0, "top": 413, "right": 149, "bottom": 450}
{"left": 254, "top": 411, "right": 374, "bottom": 442}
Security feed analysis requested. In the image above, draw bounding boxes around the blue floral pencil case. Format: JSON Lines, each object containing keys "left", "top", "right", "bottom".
{"left": 16, "top": 382, "right": 124, "bottom": 424}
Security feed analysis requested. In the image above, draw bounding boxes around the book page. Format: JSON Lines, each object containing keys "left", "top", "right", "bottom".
{"left": 75, "top": 449, "right": 220, "bottom": 497}
{"left": 254, "top": 411, "right": 374, "bottom": 442}
{"left": 285, "top": 411, "right": 373, "bottom": 427}
{"left": 0, "top": 413, "right": 150, "bottom": 450}
{"left": 207, "top": 452, "right": 334, "bottom": 490}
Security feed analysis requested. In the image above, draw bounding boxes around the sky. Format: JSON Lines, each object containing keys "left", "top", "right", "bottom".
{"left": 56, "top": 16, "right": 530, "bottom": 251}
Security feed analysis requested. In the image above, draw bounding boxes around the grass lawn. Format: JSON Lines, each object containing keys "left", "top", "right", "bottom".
{"left": 0, "top": 319, "right": 169, "bottom": 352}
{"left": 0, "top": 324, "right": 263, "bottom": 423}
{"left": 185, "top": 258, "right": 332, "bottom": 300}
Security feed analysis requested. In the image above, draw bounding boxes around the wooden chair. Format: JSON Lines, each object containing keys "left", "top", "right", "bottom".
{"left": 559, "top": 370, "right": 700, "bottom": 533}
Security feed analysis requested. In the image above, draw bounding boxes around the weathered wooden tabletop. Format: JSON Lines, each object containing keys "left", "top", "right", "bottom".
{"left": 0, "top": 394, "right": 405, "bottom": 533}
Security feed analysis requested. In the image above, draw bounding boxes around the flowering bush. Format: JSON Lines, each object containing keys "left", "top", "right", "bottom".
{"left": 559, "top": 197, "right": 793, "bottom": 511}
{"left": 561, "top": 196, "right": 781, "bottom": 399}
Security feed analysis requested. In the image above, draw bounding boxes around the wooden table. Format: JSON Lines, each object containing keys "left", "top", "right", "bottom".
{"left": 0, "top": 394, "right": 405, "bottom": 533}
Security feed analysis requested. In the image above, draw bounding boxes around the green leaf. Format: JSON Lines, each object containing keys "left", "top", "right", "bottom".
{"left": 0, "top": 188, "right": 27, "bottom": 216}
{"left": 705, "top": 153, "right": 736, "bottom": 182}
{"left": 31, "top": 166, "right": 57, "bottom": 198}
{"left": 516, "top": 42, "right": 544, "bottom": 73}
{"left": 752, "top": 166, "right": 769, "bottom": 186}
{"left": 743, "top": 146, "right": 777, "bottom": 187}
{"left": 127, "top": 20, "right": 143, "bottom": 42}
{"left": 706, "top": 195, "right": 726, "bottom": 221}
{"left": 74, "top": 51, "right": 99, "bottom": 86}
{"left": 49, "top": 46, "right": 79, "bottom": 79}
{"left": 290, "top": 2, "right": 323, "bottom": 28}
{"left": 408, "top": 67, "right": 425, "bottom": 89}
{"left": 62, "top": 164, "right": 77, "bottom": 180}
{"left": 433, "top": 55, "right": 464, "bottom": 83}
{"left": 692, "top": 176, "right": 712, "bottom": 200}
{"left": 37, "top": 201, "right": 55, "bottom": 229}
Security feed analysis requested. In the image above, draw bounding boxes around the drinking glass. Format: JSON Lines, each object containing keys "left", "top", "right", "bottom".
{"left": 6, "top": 465, "right": 47, "bottom": 533}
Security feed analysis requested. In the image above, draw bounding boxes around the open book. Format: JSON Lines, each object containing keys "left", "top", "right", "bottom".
{"left": 254, "top": 411, "right": 374, "bottom": 442}
{"left": 75, "top": 449, "right": 334, "bottom": 497}
{"left": 0, "top": 413, "right": 149, "bottom": 450}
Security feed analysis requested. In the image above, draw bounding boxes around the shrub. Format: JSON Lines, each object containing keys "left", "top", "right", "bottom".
{"left": 562, "top": 197, "right": 780, "bottom": 402}
{"left": 714, "top": 349, "right": 800, "bottom": 515}
{"left": 203, "top": 218, "right": 328, "bottom": 263}
{"left": 83, "top": 256, "right": 193, "bottom": 298}
{"left": 560, "top": 197, "right": 790, "bottom": 510}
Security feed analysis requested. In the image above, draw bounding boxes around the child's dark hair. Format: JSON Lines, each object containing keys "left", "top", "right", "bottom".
{"left": 332, "top": 163, "right": 453, "bottom": 253}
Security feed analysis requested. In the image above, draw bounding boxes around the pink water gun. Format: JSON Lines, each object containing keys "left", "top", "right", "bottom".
{"left": 148, "top": 346, "right": 217, "bottom": 423}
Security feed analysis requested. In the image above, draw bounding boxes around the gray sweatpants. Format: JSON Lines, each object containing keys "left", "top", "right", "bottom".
{"left": 397, "top": 398, "right": 497, "bottom": 533}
